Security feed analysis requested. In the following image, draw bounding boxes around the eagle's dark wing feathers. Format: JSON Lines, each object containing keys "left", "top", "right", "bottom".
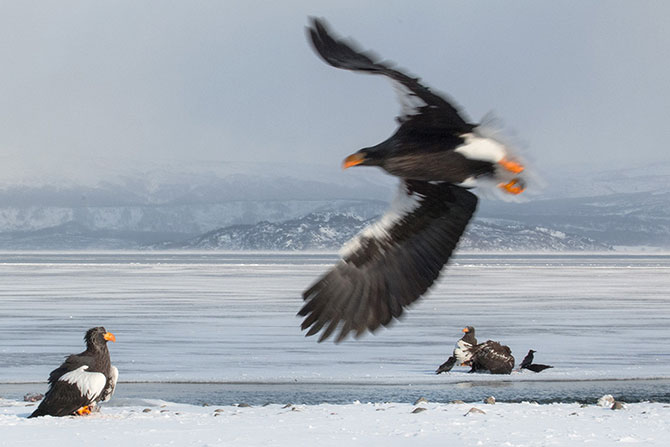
{"left": 299, "top": 180, "right": 477, "bottom": 342}
{"left": 307, "top": 17, "right": 472, "bottom": 132}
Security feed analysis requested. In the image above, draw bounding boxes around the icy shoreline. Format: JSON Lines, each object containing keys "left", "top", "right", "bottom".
{"left": 4, "top": 376, "right": 670, "bottom": 407}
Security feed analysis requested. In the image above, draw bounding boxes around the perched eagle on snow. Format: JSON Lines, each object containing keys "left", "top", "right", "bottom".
{"left": 29, "top": 327, "right": 117, "bottom": 418}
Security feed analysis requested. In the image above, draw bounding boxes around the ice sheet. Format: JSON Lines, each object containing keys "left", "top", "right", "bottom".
{"left": 1, "top": 252, "right": 669, "bottom": 384}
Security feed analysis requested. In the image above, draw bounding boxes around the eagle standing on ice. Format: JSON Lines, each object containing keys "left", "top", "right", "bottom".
{"left": 437, "top": 326, "right": 515, "bottom": 375}
{"left": 436, "top": 326, "right": 477, "bottom": 374}
{"left": 468, "top": 339, "right": 515, "bottom": 375}
{"left": 29, "top": 327, "right": 118, "bottom": 418}
{"left": 299, "top": 18, "right": 530, "bottom": 342}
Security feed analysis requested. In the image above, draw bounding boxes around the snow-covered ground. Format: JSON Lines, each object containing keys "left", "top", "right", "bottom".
{"left": 2, "top": 398, "right": 670, "bottom": 446}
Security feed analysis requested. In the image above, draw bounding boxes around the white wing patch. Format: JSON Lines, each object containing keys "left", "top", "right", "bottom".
{"left": 59, "top": 365, "right": 106, "bottom": 400}
{"left": 455, "top": 131, "right": 535, "bottom": 201}
{"left": 455, "top": 133, "right": 507, "bottom": 163}
{"left": 340, "top": 182, "right": 422, "bottom": 257}
{"left": 454, "top": 339, "right": 474, "bottom": 364}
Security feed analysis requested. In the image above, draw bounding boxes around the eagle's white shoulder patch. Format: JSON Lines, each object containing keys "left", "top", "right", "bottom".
{"left": 455, "top": 133, "right": 506, "bottom": 163}
{"left": 59, "top": 365, "right": 106, "bottom": 400}
{"left": 454, "top": 339, "right": 474, "bottom": 363}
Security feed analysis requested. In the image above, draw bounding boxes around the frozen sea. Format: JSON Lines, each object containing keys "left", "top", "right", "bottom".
{"left": 1, "top": 251, "right": 670, "bottom": 405}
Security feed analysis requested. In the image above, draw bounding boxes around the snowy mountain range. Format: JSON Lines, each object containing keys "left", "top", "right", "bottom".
{"left": 0, "top": 162, "right": 668, "bottom": 250}
{"left": 156, "top": 212, "right": 610, "bottom": 251}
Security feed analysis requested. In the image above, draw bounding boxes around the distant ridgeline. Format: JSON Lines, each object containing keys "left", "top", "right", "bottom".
{"left": 0, "top": 166, "right": 669, "bottom": 250}
{"left": 156, "top": 212, "right": 611, "bottom": 251}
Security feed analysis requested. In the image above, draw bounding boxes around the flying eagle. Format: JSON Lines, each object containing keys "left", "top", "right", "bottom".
{"left": 299, "top": 18, "right": 529, "bottom": 342}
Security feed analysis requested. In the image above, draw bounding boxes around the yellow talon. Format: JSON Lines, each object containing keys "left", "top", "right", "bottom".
{"left": 499, "top": 158, "right": 525, "bottom": 174}
{"left": 76, "top": 405, "right": 92, "bottom": 416}
{"left": 499, "top": 179, "right": 525, "bottom": 195}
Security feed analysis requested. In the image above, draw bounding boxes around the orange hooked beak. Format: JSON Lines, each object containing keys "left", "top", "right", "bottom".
{"left": 342, "top": 153, "right": 366, "bottom": 169}
{"left": 103, "top": 332, "right": 116, "bottom": 342}
{"left": 462, "top": 327, "right": 469, "bottom": 333}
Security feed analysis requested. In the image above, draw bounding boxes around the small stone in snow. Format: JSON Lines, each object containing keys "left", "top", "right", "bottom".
{"left": 214, "top": 409, "right": 225, "bottom": 413}
{"left": 282, "top": 404, "right": 293, "bottom": 409}
{"left": 484, "top": 396, "right": 496, "bottom": 405}
{"left": 450, "top": 400, "right": 465, "bottom": 404}
{"left": 237, "top": 403, "right": 252, "bottom": 408}
{"left": 414, "top": 397, "right": 428, "bottom": 405}
{"left": 597, "top": 395, "right": 615, "bottom": 408}
{"left": 411, "top": 407, "right": 427, "bottom": 414}
{"left": 143, "top": 408, "right": 152, "bottom": 413}
{"left": 612, "top": 401, "right": 625, "bottom": 410}
{"left": 23, "top": 393, "right": 43, "bottom": 402}
{"left": 465, "top": 407, "right": 486, "bottom": 416}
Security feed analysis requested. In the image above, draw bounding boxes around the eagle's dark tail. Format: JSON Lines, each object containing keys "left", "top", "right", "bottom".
{"left": 27, "top": 407, "right": 48, "bottom": 418}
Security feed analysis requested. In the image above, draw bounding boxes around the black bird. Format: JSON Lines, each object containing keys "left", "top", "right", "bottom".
{"left": 299, "top": 18, "right": 530, "bottom": 342}
{"left": 436, "top": 326, "right": 477, "bottom": 374}
{"left": 519, "top": 349, "right": 553, "bottom": 373}
{"left": 29, "top": 327, "right": 118, "bottom": 418}
{"left": 469, "top": 340, "right": 515, "bottom": 375}
{"left": 519, "top": 349, "right": 535, "bottom": 369}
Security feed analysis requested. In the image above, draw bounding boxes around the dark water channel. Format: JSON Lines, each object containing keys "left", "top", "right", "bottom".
{"left": 4, "top": 379, "right": 670, "bottom": 406}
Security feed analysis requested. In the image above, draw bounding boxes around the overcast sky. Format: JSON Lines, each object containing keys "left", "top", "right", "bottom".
{"left": 1, "top": 1, "right": 669, "bottom": 185}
